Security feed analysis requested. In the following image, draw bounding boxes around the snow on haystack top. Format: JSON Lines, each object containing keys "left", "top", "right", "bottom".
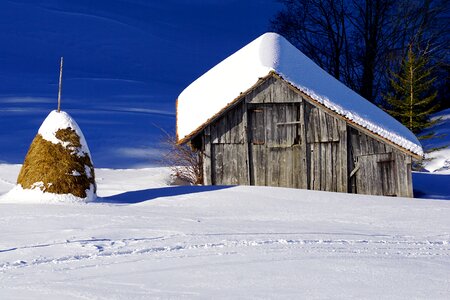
{"left": 177, "top": 32, "right": 423, "bottom": 156}
{"left": 38, "top": 110, "right": 91, "bottom": 157}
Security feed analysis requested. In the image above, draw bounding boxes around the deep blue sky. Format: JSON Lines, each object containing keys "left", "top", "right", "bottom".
{"left": 0, "top": 0, "right": 281, "bottom": 167}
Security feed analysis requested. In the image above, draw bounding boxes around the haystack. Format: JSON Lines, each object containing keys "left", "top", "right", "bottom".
{"left": 13, "top": 110, "right": 96, "bottom": 202}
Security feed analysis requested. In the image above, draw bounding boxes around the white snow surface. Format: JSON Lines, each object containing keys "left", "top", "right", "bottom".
{"left": 0, "top": 164, "right": 449, "bottom": 299}
{"left": 38, "top": 110, "right": 91, "bottom": 157}
{"left": 2, "top": 184, "right": 96, "bottom": 204}
{"left": 177, "top": 32, "right": 423, "bottom": 156}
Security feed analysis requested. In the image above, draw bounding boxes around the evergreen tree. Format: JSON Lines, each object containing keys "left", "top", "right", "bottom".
{"left": 385, "top": 44, "right": 439, "bottom": 136}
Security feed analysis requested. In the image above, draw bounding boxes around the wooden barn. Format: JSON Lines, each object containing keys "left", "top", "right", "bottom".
{"left": 176, "top": 33, "right": 423, "bottom": 197}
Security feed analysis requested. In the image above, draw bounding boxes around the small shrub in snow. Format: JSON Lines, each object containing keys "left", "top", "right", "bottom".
{"left": 162, "top": 133, "right": 203, "bottom": 185}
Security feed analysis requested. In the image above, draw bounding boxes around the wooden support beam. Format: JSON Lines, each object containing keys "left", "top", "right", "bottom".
{"left": 57, "top": 57, "right": 63, "bottom": 112}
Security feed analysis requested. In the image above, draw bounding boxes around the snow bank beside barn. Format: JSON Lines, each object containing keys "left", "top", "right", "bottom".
{"left": 177, "top": 32, "right": 423, "bottom": 156}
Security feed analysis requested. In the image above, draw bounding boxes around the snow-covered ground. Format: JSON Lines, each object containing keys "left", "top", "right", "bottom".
{"left": 421, "top": 108, "right": 450, "bottom": 173}
{"left": 409, "top": 108, "right": 450, "bottom": 200}
{"left": 0, "top": 164, "right": 449, "bottom": 299}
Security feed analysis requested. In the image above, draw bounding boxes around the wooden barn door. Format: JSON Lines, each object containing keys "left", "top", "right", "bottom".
{"left": 304, "top": 105, "right": 347, "bottom": 192}
{"left": 355, "top": 153, "right": 398, "bottom": 196}
{"left": 248, "top": 103, "right": 304, "bottom": 188}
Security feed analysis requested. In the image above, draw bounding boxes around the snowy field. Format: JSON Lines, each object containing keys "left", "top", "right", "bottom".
{"left": 1, "top": 164, "right": 449, "bottom": 299}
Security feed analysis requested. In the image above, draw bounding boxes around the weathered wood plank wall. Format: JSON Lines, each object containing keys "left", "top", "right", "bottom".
{"left": 196, "top": 75, "right": 414, "bottom": 197}
{"left": 347, "top": 126, "right": 412, "bottom": 197}
{"left": 303, "top": 102, "right": 347, "bottom": 192}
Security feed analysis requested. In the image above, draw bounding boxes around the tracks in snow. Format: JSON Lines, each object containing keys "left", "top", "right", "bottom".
{"left": 0, "top": 177, "right": 14, "bottom": 187}
{"left": 1, "top": 234, "right": 449, "bottom": 271}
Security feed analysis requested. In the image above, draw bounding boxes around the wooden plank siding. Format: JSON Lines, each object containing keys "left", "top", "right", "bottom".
{"left": 208, "top": 102, "right": 249, "bottom": 185}
{"left": 303, "top": 102, "right": 346, "bottom": 192}
{"left": 192, "top": 74, "right": 414, "bottom": 197}
{"left": 347, "top": 126, "right": 413, "bottom": 197}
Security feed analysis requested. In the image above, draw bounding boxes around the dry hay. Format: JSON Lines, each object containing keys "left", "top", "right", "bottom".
{"left": 17, "top": 128, "right": 96, "bottom": 198}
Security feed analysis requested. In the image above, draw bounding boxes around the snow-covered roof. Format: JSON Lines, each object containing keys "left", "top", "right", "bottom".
{"left": 177, "top": 32, "right": 423, "bottom": 157}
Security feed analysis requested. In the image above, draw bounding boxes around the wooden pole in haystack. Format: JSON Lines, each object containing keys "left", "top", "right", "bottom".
{"left": 57, "top": 57, "right": 64, "bottom": 112}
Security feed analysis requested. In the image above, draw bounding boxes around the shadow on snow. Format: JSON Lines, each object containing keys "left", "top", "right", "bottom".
{"left": 413, "top": 172, "right": 450, "bottom": 200}
{"left": 97, "top": 185, "right": 233, "bottom": 204}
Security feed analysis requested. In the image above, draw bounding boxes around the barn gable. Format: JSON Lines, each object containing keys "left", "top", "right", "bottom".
{"left": 177, "top": 32, "right": 423, "bottom": 157}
